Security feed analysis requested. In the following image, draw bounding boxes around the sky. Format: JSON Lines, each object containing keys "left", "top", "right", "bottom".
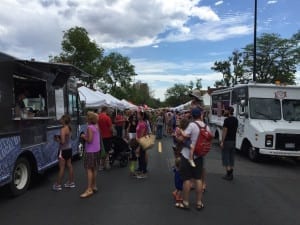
{"left": 0, "top": 0, "right": 299, "bottom": 101}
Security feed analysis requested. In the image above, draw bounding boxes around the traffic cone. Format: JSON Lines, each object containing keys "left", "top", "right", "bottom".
{"left": 158, "top": 141, "right": 162, "bottom": 153}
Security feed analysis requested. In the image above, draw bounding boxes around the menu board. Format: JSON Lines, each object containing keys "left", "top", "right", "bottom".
{"left": 55, "top": 89, "right": 64, "bottom": 120}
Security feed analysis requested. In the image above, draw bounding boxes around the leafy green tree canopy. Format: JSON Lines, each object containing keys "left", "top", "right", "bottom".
{"left": 211, "top": 31, "right": 300, "bottom": 86}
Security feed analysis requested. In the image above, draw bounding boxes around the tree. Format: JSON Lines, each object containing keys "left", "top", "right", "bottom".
{"left": 49, "top": 26, "right": 104, "bottom": 87}
{"left": 211, "top": 60, "right": 232, "bottom": 87}
{"left": 50, "top": 26, "right": 139, "bottom": 103}
{"left": 243, "top": 33, "right": 298, "bottom": 84}
{"left": 211, "top": 31, "right": 300, "bottom": 86}
{"left": 96, "top": 52, "right": 137, "bottom": 97}
{"left": 164, "top": 84, "right": 191, "bottom": 107}
{"left": 195, "top": 78, "right": 203, "bottom": 90}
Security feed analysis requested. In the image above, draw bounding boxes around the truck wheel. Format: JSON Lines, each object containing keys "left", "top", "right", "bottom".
{"left": 248, "top": 145, "right": 260, "bottom": 162}
{"left": 10, "top": 157, "right": 31, "bottom": 196}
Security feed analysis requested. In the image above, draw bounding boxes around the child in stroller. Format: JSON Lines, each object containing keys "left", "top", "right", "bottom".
{"left": 109, "top": 136, "right": 131, "bottom": 167}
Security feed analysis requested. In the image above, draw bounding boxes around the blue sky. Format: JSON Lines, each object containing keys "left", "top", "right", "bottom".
{"left": 0, "top": 0, "right": 299, "bottom": 100}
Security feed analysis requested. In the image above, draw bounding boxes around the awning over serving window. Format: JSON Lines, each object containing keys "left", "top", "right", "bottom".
{"left": 0, "top": 52, "right": 90, "bottom": 88}
{"left": 16, "top": 60, "right": 89, "bottom": 88}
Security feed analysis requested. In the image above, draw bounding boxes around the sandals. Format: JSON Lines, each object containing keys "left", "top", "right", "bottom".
{"left": 80, "top": 189, "right": 93, "bottom": 198}
{"left": 176, "top": 202, "right": 190, "bottom": 210}
{"left": 196, "top": 202, "right": 204, "bottom": 211}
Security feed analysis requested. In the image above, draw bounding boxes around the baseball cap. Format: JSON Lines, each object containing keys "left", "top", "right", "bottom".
{"left": 191, "top": 107, "right": 202, "bottom": 117}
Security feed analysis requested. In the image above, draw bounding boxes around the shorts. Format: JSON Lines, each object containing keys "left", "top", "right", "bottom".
{"left": 59, "top": 148, "right": 72, "bottom": 160}
{"left": 222, "top": 140, "right": 235, "bottom": 167}
{"left": 179, "top": 155, "right": 203, "bottom": 181}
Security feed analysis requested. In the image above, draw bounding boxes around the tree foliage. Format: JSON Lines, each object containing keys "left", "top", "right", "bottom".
{"left": 49, "top": 26, "right": 141, "bottom": 104}
{"left": 211, "top": 31, "right": 300, "bottom": 86}
{"left": 49, "top": 26, "right": 104, "bottom": 86}
{"left": 97, "top": 52, "right": 137, "bottom": 96}
{"left": 164, "top": 84, "right": 192, "bottom": 107}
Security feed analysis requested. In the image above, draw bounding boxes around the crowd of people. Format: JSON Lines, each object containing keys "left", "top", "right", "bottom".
{"left": 52, "top": 91, "right": 238, "bottom": 209}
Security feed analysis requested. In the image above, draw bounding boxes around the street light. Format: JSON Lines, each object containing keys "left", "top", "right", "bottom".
{"left": 253, "top": 0, "right": 257, "bottom": 82}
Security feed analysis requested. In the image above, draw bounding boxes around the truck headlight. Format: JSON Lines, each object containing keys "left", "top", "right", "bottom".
{"left": 265, "top": 135, "right": 273, "bottom": 147}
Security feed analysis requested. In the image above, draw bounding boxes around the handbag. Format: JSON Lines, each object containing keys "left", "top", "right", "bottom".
{"left": 137, "top": 134, "right": 155, "bottom": 150}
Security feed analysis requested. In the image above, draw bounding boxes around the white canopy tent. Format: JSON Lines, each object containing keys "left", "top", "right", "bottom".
{"left": 121, "top": 99, "right": 138, "bottom": 110}
{"left": 78, "top": 86, "right": 128, "bottom": 110}
{"left": 171, "top": 100, "right": 192, "bottom": 112}
{"left": 104, "top": 93, "right": 127, "bottom": 110}
{"left": 78, "top": 86, "right": 108, "bottom": 109}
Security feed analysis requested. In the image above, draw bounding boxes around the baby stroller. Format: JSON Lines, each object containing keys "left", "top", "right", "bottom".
{"left": 109, "top": 136, "right": 131, "bottom": 167}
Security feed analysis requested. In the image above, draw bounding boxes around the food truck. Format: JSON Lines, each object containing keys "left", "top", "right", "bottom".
{"left": 209, "top": 83, "right": 300, "bottom": 161}
{"left": 0, "top": 52, "right": 88, "bottom": 195}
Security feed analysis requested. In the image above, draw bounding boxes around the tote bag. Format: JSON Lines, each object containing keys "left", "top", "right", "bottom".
{"left": 137, "top": 134, "right": 155, "bottom": 150}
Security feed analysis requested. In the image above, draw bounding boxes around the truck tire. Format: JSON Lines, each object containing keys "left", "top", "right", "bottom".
{"left": 248, "top": 145, "right": 260, "bottom": 162}
{"left": 10, "top": 157, "right": 31, "bottom": 196}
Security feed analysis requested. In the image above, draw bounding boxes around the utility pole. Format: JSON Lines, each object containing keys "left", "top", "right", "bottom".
{"left": 253, "top": 0, "right": 257, "bottom": 82}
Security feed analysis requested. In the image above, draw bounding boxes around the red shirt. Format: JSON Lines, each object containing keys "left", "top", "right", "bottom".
{"left": 98, "top": 112, "right": 113, "bottom": 138}
{"left": 115, "top": 114, "right": 124, "bottom": 126}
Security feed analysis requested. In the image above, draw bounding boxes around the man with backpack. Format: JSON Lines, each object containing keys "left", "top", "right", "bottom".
{"left": 176, "top": 107, "right": 212, "bottom": 210}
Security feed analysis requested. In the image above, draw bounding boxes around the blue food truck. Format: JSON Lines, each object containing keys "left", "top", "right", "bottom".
{"left": 0, "top": 52, "right": 88, "bottom": 196}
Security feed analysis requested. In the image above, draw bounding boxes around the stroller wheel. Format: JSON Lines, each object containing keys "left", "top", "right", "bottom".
{"left": 119, "top": 157, "right": 128, "bottom": 167}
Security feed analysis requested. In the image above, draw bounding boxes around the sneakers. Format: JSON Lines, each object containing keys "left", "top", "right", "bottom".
{"left": 64, "top": 182, "right": 76, "bottom": 188}
{"left": 136, "top": 173, "right": 147, "bottom": 179}
{"left": 222, "top": 174, "right": 233, "bottom": 181}
{"left": 52, "top": 182, "right": 75, "bottom": 191}
{"left": 52, "top": 184, "right": 62, "bottom": 191}
{"left": 189, "top": 159, "right": 196, "bottom": 167}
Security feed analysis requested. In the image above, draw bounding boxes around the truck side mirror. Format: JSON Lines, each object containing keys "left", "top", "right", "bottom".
{"left": 240, "top": 99, "right": 246, "bottom": 106}
{"left": 239, "top": 111, "right": 249, "bottom": 118}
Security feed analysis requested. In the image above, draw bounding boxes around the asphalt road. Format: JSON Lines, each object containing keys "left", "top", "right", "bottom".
{"left": 1, "top": 137, "right": 300, "bottom": 225}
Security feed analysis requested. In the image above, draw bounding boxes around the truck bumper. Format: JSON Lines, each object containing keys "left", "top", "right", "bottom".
{"left": 259, "top": 148, "right": 300, "bottom": 157}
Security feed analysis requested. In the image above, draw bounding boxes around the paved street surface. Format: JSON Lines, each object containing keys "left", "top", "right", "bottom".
{"left": 1, "top": 137, "right": 300, "bottom": 225}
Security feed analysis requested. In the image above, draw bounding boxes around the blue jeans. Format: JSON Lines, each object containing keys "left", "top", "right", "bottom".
{"left": 138, "top": 148, "right": 147, "bottom": 173}
{"left": 156, "top": 125, "right": 163, "bottom": 139}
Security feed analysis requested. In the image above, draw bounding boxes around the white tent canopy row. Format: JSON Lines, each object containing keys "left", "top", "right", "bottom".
{"left": 121, "top": 99, "right": 138, "bottom": 110}
{"left": 170, "top": 93, "right": 211, "bottom": 112}
{"left": 170, "top": 100, "right": 192, "bottom": 112}
{"left": 78, "top": 86, "right": 138, "bottom": 110}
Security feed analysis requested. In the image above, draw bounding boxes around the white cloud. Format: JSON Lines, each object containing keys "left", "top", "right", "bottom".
{"left": 267, "top": 1, "right": 278, "bottom": 4}
{"left": 215, "top": 1, "right": 224, "bottom": 6}
{"left": 132, "top": 58, "right": 223, "bottom": 100}
{"left": 0, "top": 0, "right": 252, "bottom": 60}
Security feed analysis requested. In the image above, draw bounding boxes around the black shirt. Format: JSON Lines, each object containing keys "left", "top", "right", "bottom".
{"left": 223, "top": 116, "right": 238, "bottom": 141}
{"left": 128, "top": 114, "right": 138, "bottom": 133}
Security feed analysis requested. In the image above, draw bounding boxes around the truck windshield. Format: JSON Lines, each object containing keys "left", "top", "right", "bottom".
{"left": 282, "top": 99, "right": 300, "bottom": 121}
{"left": 249, "top": 98, "right": 281, "bottom": 120}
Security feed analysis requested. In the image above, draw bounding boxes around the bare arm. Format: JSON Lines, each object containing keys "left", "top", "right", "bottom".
{"left": 60, "top": 127, "right": 67, "bottom": 145}
{"left": 81, "top": 127, "right": 93, "bottom": 143}
{"left": 220, "top": 127, "right": 228, "bottom": 148}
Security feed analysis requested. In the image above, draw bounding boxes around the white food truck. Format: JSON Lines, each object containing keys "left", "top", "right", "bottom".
{"left": 209, "top": 83, "right": 300, "bottom": 161}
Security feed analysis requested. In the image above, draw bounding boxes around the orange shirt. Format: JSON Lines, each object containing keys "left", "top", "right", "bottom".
{"left": 98, "top": 112, "right": 113, "bottom": 138}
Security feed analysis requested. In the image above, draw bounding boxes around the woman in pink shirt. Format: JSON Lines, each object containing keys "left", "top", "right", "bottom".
{"left": 135, "top": 111, "right": 148, "bottom": 179}
{"left": 80, "top": 111, "right": 101, "bottom": 198}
